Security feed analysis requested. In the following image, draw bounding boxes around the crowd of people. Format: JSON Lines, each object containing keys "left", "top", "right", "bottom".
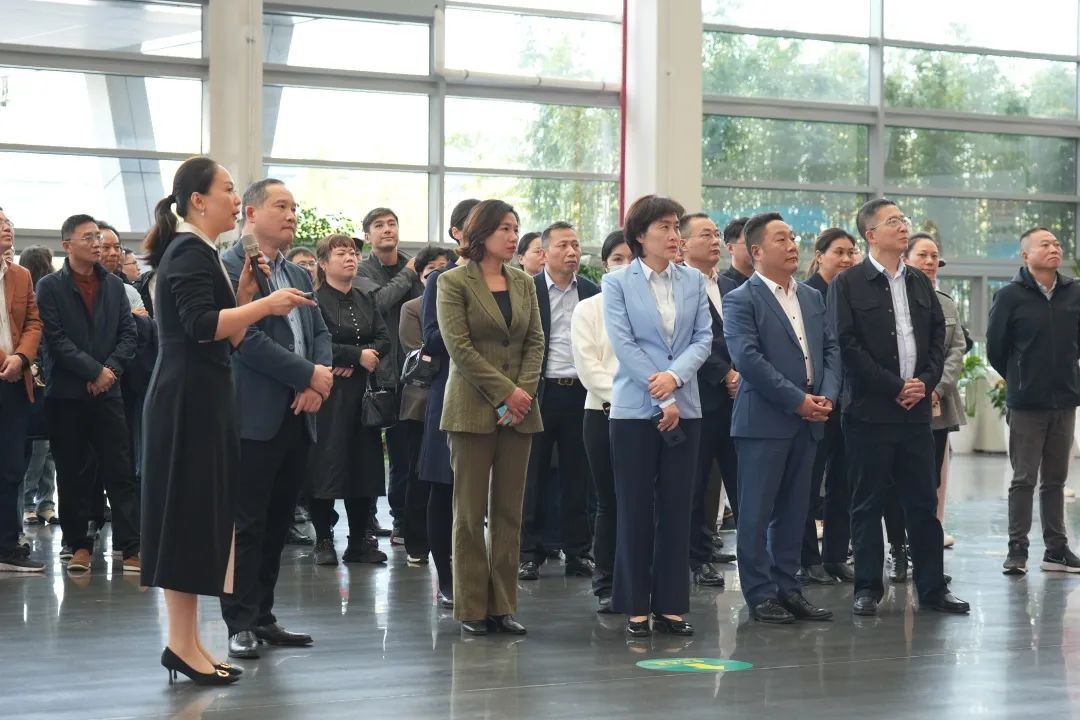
{"left": 0, "top": 154, "right": 1078, "bottom": 686}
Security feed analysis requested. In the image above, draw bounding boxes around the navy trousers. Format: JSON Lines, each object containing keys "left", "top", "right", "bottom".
{"left": 610, "top": 418, "right": 700, "bottom": 617}
{"left": 735, "top": 425, "right": 817, "bottom": 608}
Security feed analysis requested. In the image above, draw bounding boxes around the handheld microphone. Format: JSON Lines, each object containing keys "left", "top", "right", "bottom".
{"left": 241, "top": 234, "right": 272, "bottom": 297}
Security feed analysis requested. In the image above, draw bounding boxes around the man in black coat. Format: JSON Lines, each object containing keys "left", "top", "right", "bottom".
{"left": 681, "top": 212, "right": 738, "bottom": 588}
{"left": 987, "top": 227, "right": 1080, "bottom": 575}
{"left": 36, "top": 214, "right": 139, "bottom": 574}
{"left": 828, "top": 198, "right": 968, "bottom": 617}
{"left": 518, "top": 222, "right": 599, "bottom": 580}
{"left": 354, "top": 207, "right": 423, "bottom": 542}
{"left": 718, "top": 216, "right": 753, "bottom": 295}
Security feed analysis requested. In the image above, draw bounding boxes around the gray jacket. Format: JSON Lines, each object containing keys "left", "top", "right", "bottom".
{"left": 933, "top": 289, "right": 967, "bottom": 431}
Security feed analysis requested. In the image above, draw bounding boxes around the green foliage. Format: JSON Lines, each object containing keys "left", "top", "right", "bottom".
{"left": 293, "top": 207, "right": 357, "bottom": 250}
{"left": 577, "top": 262, "right": 603, "bottom": 286}
{"left": 988, "top": 378, "right": 1008, "bottom": 416}
{"left": 958, "top": 354, "right": 988, "bottom": 418}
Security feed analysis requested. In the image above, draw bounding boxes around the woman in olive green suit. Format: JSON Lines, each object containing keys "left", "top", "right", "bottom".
{"left": 436, "top": 199, "right": 545, "bottom": 636}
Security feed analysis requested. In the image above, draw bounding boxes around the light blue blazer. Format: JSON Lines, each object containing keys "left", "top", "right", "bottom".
{"left": 602, "top": 259, "right": 713, "bottom": 420}
{"left": 723, "top": 273, "right": 841, "bottom": 440}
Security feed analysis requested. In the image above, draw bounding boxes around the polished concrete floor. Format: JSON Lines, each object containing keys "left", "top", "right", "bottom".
{"left": 4, "top": 453, "right": 1080, "bottom": 719}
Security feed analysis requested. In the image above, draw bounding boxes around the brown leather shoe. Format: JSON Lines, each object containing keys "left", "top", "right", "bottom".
{"left": 122, "top": 554, "right": 141, "bottom": 573}
{"left": 67, "top": 549, "right": 91, "bottom": 572}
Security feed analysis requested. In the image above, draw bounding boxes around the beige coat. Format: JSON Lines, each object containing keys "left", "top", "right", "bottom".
{"left": 437, "top": 261, "right": 545, "bottom": 435}
{"left": 933, "top": 290, "right": 967, "bottom": 430}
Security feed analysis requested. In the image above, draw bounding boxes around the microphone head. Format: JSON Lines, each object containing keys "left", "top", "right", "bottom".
{"left": 241, "top": 234, "right": 259, "bottom": 257}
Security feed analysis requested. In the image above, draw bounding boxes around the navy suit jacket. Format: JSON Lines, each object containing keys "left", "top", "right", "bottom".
{"left": 723, "top": 273, "right": 840, "bottom": 440}
{"left": 221, "top": 241, "right": 332, "bottom": 442}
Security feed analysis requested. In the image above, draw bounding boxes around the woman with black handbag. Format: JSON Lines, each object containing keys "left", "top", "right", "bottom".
{"left": 306, "top": 234, "right": 392, "bottom": 566}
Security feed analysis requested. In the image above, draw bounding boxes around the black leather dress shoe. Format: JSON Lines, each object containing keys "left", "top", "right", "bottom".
{"left": 750, "top": 599, "right": 795, "bottom": 624}
{"left": 437, "top": 590, "right": 454, "bottom": 609}
{"left": 596, "top": 595, "right": 615, "bottom": 614}
{"left": 692, "top": 562, "right": 725, "bottom": 587}
{"left": 461, "top": 619, "right": 488, "bottom": 636}
{"left": 888, "top": 545, "right": 909, "bottom": 583}
{"left": 518, "top": 561, "right": 540, "bottom": 581}
{"left": 228, "top": 630, "right": 259, "bottom": 659}
{"left": 823, "top": 562, "right": 855, "bottom": 583}
{"left": 489, "top": 614, "right": 527, "bottom": 635}
{"left": 286, "top": 525, "right": 313, "bottom": 546}
{"left": 780, "top": 592, "right": 833, "bottom": 621}
{"left": 253, "top": 623, "right": 313, "bottom": 647}
{"left": 797, "top": 564, "right": 837, "bottom": 585}
{"left": 710, "top": 550, "right": 737, "bottom": 564}
{"left": 652, "top": 613, "right": 694, "bottom": 635}
{"left": 852, "top": 595, "right": 879, "bottom": 616}
{"left": 565, "top": 556, "right": 595, "bottom": 577}
{"left": 625, "top": 618, "right": 651, "bottom": 638}
{"left": 925, "top": 592, "right": 970, "bottom": 614}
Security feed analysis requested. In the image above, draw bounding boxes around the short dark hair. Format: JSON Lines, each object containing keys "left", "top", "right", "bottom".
{"left": 517, "top": 232, "right": 541, "bottom": 257}
{"left": 242, "top": 178, "right": 285, "bottom": 212}
{"left": 905, "top": 232, "right": 937, "bottom": 257}
{"left": 61, "top": 214, "right": 98, "bottom": 241}
{"left": 18, "top": 245, "right": 53, "bottom": 288}
{"left": 460, "top": 200, "right": 519, "bottom": 263}
{"left": 856, "top": 198, "right": 898, "bottom": 239}
{"left": 414, "top": 244, "right": 455, "bottom": 274}
{"left": 362, "top": 207, "right": 398, "bottom": 234}
{"left": 622, "top": 195, "right": 685, "bottom": 258}
{"left": 144, "top": 156, "right": 221, "bottom": 267}
{"left": 313, "top": 234, "right": 357, "bottom": 287}
{"left": 449, "top": 198, "right": 481, "bottom": 242}
{"left": 287, "top": 246, "right": 316, "bottom": 262}
{"left": 540, "top": 221, "right": 574, "bottom": 246}
{"left": 722, "top": 216, "right": 749, "bottom": 245}
{"left": 679, "top": 212, "right": 710, "bottom": 237}
{"left": 743, "top": 212, "right": 785, "bottom": 256}
{"left": 1020, "top": 226, "right": 1051, "bottom": 246}
{"left": 814, "top": 227, "right": 857, "bottom": 256}
{"left": 600, "top": 229, "right": 627, "bottom": 262}
{"left": 123, "top": 247, "right": 136, "bottom": 257}
{"left": 96, "top": 219, "right": 118, "bottom": 236}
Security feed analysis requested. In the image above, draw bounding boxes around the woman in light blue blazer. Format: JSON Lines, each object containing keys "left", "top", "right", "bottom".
{"left": 602, "top": 195, "right": 712, "bottom": 639}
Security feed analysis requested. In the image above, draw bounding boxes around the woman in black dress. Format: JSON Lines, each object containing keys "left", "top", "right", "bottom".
{"left": 307, "top": 234, "right": 391, "bottom": 566}
{"left": 141, "top": 156, "right": 314, "bottom": 685}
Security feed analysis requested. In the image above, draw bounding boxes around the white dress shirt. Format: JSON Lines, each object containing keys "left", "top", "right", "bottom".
{"left": 544, "top": 269, "right": 579, "bottom": 378}
{"left": 571, "top": 294, "right": 618, "bottom": 410}
{"left": 640, "top": 260, "right": 682, "bottom": 407}
{"left": 0, "top": 260, "right": 13, "bottom": 356}
{"left": 755, "top": 271, "right": 813, "bottom": 382}
{"left": 870, "top": 254, "right": 916, "bottom": 379}
{"left": 701, "top": 267, "right": 723, "bottom": 319}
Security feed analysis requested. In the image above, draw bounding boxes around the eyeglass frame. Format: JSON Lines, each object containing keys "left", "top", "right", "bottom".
{"left": 866, "top": 214, "right": 912, "bottom": 233}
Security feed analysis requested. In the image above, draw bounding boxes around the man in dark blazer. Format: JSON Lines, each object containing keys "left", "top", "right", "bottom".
{"left": 718, "top": 216, "right": 753, "bottom": 296}
{"left": 220, "top": 179, "right": 333, "bottom": 658}
{"left": 36, "top": 214, "right": 139, "bottom": 574}
{"left": 354, "top": 207, "right": 423, "bottom": 542}
{"left": 681, "top": 212, "right": 738, "bottom": 588}
{"left": 724, "top": 212, "right": 840, "bottom": 624}
{"left": 828, "top": 198, "right": 969, "bottom": 617}
{"left": 518, "top": 221, "right": 599, "bottom": 580}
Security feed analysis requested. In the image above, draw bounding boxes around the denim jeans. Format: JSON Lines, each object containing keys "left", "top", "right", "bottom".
{"left": 22, "top": 439, "right": 56, "bottom": 513}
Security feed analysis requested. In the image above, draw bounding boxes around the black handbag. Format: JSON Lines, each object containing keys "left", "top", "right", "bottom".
{"left": 361, "top": 376, "right": 398, "bottom": 429}
{"left": 401, "top": 346, "right": 440, "bottom": 387}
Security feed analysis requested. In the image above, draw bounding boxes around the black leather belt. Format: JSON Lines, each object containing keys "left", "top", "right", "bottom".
{"left": 546, "top": 377, "right": 580, "bottom": 387}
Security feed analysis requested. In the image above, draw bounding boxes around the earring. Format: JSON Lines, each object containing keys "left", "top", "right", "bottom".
{"left": 200, "top": 210, "right": 206, "bottom": 217}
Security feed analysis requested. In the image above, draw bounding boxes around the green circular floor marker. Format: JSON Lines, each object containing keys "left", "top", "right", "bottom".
{"left": 636, "top": 658, "right": 753, "bottom": 673}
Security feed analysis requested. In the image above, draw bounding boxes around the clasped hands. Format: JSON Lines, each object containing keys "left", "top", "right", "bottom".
{"left": 796, "top": 393, "right": 832, "bottom": 422}
{"left": 292, "top": 364, "right": 335, "bottom": 415}
{"left": 895, "top": 378, "right": 926, "bottom": 410}
{"left": 0, "top": 354, "right": 24, "bottom": 383}
{"left": 500, "top": 387, "right": 534, "bottom": 427}
{"left": 330, "top": 349, "right": 380, "bottom": 379}
{"left": 86, "top": 366, "right": 116, "bottom": 396}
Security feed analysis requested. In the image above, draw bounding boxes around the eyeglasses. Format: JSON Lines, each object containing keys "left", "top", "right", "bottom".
{"left": 0, "top": 219, "right": 13, "bottom": 230}
{"left": 70, "top": 233, "right": 103, "bottom": 244}
{"left": 867, "top": 215, "right": 912, "bottom": 233}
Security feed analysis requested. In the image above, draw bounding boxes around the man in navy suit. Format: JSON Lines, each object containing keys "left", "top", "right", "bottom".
{"left": 219, "top": 179, "right": 333, "bottom": 658}
{"left": 518, "top": 221, "right": 600, "bottom": 580}
{"left": 723, "top": 212, "right": 840, "bottom": 624}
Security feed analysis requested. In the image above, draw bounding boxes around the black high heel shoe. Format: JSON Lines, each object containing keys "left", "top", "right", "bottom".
{"left": 161, "top": 648, "right": 239, "bottom": 686}
{"left": 215, "top": 662, "right": 243, "bottom": 677}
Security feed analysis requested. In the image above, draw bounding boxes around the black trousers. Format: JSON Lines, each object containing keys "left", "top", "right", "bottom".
{"left": 883, "top": 427, "right": 948, "bottom": 548}
{"left": 221, "top": 411, "right": 309, "bottom": 635}
{"left": 427, "top": 482, "right": 453, "bottom": 593}
{"left": 801, "top": 414, "right": 850, "bottom": 566}
{"left": 46, "top": 396, "right": 139, "bottom": 557}
{"left": 611, "top": 418, "right": 700, "bottom": 616}
{"left": 384, "top": 416, "right": 410, "bottom": 528}
{"left": 0, "top": 382, "right": 29, "bottom": 554}
{"left": 582, "top": 409, "right": 615, "bottom": 597}
{"left": 691, "top": 405, "right": 738, "bottom": 564}
{"left": 309, "top": 497, "right": 369, "bottom": 542}
{"left": 520, "top": 382, "right": 591, "bottom": 563}
{"left": 845, "top": 417, "right": 946, "bottom": 604}
{"left": 400, "top": 419, "right": 429, "bottom": 557}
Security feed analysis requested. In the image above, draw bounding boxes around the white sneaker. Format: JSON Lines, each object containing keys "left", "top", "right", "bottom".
{"left": 943, "top": 533, "right": 955, "bottom": 549}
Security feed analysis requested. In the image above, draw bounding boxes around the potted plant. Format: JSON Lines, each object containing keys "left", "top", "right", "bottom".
{"left": 952, "top": 354, "right": 986, "bottom": 454}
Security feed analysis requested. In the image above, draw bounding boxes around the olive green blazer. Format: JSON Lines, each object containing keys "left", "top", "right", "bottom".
{"left": 436, "top": 262, "right": 545, "bottom": 435}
